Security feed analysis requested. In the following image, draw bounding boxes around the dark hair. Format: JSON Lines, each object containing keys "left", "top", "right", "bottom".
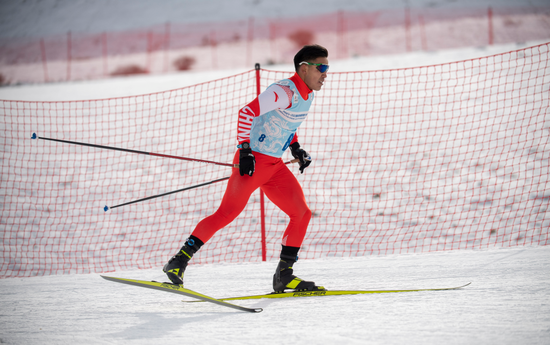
{"left": 294, "top": 44, "right": 329, "bottom": 72}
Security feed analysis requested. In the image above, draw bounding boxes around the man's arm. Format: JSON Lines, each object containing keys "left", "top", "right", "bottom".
{"left": 236, "top": 84, "right": 292, "bottom": 144}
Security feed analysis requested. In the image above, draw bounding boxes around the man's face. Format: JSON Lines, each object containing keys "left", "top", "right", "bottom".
{"left": 300, "top": 57, "right": 329, "bottom": 91}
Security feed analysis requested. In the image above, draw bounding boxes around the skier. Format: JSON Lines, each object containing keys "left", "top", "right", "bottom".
{"left": 164, "top": 44, "right": 329, "bottom": 292}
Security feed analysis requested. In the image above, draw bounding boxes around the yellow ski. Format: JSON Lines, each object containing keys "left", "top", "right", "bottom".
{"left": 101, "top": 275, "right": 262, "bottom": 313}
{"left": 212, "top": 282, "right": 472, "bottom": 301}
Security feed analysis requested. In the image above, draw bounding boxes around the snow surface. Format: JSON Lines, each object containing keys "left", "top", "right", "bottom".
{"left": 1, "top": 41, "right": 549, "bottom": 344}
{"left": 0, "top": 246, "right": 548, "bottom": 344}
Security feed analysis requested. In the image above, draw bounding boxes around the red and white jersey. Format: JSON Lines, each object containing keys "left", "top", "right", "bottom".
{"left": 237, "top": 73, "right": 314, "bottom": 157}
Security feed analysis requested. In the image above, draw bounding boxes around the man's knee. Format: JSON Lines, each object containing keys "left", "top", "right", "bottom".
{"left": 294, "top": 205, "right": 311, "bottom": 223}
{"left": 214, "top": 206, "right": 243, "bottom": 224}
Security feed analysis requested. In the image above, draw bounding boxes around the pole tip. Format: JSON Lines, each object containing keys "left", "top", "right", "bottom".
{"left": 104, "top": 205, "right": 109, "bottom": 212}
{"left": 31, "top": 133, "right": 37, "bottom": 139}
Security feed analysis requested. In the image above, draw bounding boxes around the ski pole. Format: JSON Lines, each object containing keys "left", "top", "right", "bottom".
{"left": 31, "top": 133, "right": 234, "bottom": 167}
{"left": 104, "top": 158, "right": 300, "bottom": 211}
{"left": 104, "top": 176, "right": 230, "bottom": 212}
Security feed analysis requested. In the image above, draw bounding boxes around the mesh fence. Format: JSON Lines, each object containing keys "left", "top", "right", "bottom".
{"left": 1, "top": 43, "right": 549, "bottom": 278}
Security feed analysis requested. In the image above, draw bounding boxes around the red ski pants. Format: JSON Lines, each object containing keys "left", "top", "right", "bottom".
{"left": 191, "top": 151, "right": 311, "bottom": 248}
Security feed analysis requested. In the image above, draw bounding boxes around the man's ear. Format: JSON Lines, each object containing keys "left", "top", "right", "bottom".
{"left": 298, "top": 64, "right": 307, "bottom": 77}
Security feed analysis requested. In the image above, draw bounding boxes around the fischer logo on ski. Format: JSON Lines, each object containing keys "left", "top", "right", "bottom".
{"left": 292, "top": 290, "right": 328, "bottom": 297}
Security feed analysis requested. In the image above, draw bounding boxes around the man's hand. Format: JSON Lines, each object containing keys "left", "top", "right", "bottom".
{"left": 290, "top": 142, "right": 312, "bottom": 174}
{"left": 239, "top": 142, "right": 255, "bottom": 176}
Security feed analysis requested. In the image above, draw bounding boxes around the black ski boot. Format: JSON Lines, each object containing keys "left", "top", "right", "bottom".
{"left": 163, "top": 236, "right": 203, "bottom": 285}
{"left": 272, "top": 245, "right": 322, "bottom": 292}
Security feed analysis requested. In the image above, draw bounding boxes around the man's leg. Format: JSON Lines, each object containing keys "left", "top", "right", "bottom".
{"left": 261, "top": 164, "right": 312, "bottom": 247}
{"left": 261, "top": 164, "right": 320, "bottom": 292}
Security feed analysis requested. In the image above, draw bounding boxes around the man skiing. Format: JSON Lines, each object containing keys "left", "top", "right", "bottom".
{"left": 164, "top": 44, "right": 329, "bottom": 292}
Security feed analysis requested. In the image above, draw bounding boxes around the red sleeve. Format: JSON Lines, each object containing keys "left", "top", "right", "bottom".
{"left": 237, "top": 98, "right": 260, "bottom": 144}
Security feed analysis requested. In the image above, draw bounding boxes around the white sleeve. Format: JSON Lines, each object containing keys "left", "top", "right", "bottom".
{"left": 256, "top": 84, "right": 292, "bottom": 116}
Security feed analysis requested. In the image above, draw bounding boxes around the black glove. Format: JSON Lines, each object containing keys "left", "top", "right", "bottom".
{"left": 290, "top": 142, "right": 312, "bottom": 174}
{"left": 239, "top": 142, "right": 255, "bottom": 176}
